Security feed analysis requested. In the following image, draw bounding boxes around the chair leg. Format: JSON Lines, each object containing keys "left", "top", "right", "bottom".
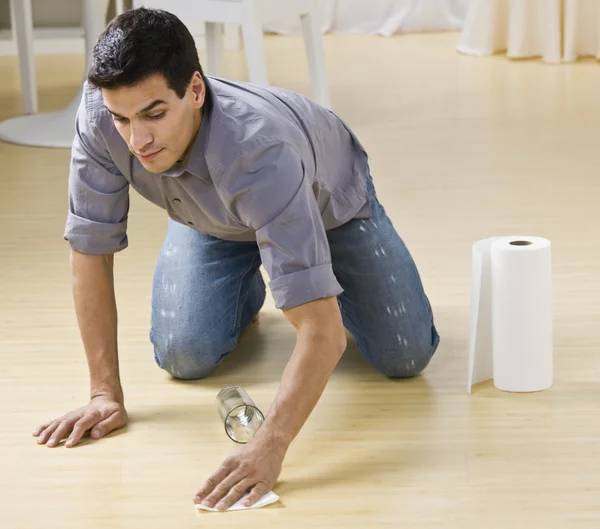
{"left": 241, "top": 1, "right": 269, "bottom": 85}
{"left": 82, "top": 0, "right": 109, "bottom": 71}
{"left": 224, "top": 24, "right": 241, "bottom": 51}
{"left": 10, "top": 0, "right": 37, "bottom": 114}
{"left": 205, "top": 22, "right": 224, "bottom": 77}
{"left": 115, "top": 0, "right": 125, "bottom": 16}
{"left": 300, "top": 1, "right": 331, "bottom": 109}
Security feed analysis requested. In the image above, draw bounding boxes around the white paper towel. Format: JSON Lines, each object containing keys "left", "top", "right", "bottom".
{"left": 195, "top": 491, "right": 279, "bottom": 512}
{"left": 468, "top": 236, "right": 553, "bottom": 393}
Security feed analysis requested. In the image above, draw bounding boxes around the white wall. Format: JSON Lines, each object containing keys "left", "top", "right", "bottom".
{"left": 0, "top": 0, "right": 124, "bottom": 55}
{"left": 0, "top": 0, "right": 229, "bottom": 56}
{"left": 0, "top": 0, "right": 126, "bottom": 28}
{"left": 0, "top": 0, "right": 469, "bottom": 56}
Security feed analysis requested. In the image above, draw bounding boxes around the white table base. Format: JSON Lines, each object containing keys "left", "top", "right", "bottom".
{"left": 0, "top": 0, "right": 108, "bottom": 148}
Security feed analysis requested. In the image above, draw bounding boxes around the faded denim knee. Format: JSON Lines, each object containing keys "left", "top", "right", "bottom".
{"left": 364, "top": 323, "right": 440, "bottom": 379}
{"left": 149, "top": 324, "right": 235, "bottom": 380}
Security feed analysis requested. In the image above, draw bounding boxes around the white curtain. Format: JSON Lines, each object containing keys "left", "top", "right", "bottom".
{"left": 263, "top": 0, "right": 471, "bottom": 36}
{"left": 564, "top": 0, "right": 600, "bottom": 61}
{"left": 458, "top": 0, "right": 600, "bottom": 63}
{"left": 457, "top": 0, "right": 561, "bottom": 62}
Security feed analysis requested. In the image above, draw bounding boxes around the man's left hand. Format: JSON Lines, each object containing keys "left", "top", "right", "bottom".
{"left": 193, "top": 432, "right": 287, "bottom": 510}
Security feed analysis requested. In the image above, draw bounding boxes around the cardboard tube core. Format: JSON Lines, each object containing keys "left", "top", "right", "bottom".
{"left": 510, "top": 240, "right": 533, "bottom": 246}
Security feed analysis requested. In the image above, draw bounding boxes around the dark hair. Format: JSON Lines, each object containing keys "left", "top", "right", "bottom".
{"left": 87, "top": 7, "right": 204, "bottom": 98}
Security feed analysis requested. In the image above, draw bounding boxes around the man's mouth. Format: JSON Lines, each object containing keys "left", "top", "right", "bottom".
{"left": 138, "top": 149, "right": 163, "bottom": 161}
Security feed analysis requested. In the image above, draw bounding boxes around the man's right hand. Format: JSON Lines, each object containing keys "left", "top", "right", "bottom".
{"left": 33, "top": 394, "right": 127, "bottom": 448}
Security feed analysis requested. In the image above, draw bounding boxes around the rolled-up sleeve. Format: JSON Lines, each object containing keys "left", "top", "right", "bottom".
{"left": 221, "top": 140, "right": 343, "bottom": 310}
{"left": 63, "top": 98, "right": 129, "bottom": 254}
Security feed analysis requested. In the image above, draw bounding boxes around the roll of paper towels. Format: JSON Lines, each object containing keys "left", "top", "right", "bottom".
{"left": 468, "top": 236, "right": 553, "bottom": 393}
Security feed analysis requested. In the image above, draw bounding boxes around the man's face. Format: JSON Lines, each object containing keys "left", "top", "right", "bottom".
{"left": 102, "top": 72, "right": 205, "bottom": 174}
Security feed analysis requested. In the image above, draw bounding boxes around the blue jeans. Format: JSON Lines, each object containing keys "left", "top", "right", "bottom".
{"left": 149, "top": 173, "right": 440, "bottom": 380}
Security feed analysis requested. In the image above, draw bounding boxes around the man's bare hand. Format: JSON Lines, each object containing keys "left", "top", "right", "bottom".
{"left": 33, "top": 394, "right": 127, "bottom": 448}
{"left": 193, "top": 432, "right": 286, "bottom": 510}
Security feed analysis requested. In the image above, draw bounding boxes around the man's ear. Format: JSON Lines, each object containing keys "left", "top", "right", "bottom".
{"left": 189, "top": 71, "right": 206, "bottom": 108}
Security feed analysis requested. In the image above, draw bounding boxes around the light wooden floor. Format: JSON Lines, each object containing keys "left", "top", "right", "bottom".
{"left": 1, "top": 32, "right": 600, "bottom": 528}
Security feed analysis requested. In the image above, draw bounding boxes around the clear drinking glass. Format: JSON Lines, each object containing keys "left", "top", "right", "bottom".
{"left": 216, "top": 385, "right": 265, "bottom": 444}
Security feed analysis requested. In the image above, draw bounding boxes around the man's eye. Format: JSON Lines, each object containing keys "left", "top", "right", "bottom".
{"left": 114, "top": 116, "right": 128, "bottom": 123}
{"left": 148, "top": 112, "right": 165, "bottom": 120}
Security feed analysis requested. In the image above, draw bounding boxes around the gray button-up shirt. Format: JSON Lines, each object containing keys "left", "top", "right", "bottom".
{"left": 64, "top": 76, "right": 371, "bottom": 310}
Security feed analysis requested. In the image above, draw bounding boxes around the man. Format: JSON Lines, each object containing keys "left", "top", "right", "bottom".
{"left": 33, "top": 7, "right": 439, "bottom": 510}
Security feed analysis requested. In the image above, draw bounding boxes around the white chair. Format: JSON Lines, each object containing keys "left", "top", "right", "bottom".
{"left": 0, "top": 0, "right": 109, "bottom": 148}
{"left": 133, "top": 0, "right": 332, "bottom": 109}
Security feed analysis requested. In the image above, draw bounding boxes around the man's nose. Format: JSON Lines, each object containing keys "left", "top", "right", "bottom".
{"left": 130, "top": 121, "right": 153, "bottom": 152}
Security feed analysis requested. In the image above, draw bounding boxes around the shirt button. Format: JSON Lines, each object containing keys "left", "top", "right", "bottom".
{"left": 173, "top": 198, "right": 181, "bottom": 204}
